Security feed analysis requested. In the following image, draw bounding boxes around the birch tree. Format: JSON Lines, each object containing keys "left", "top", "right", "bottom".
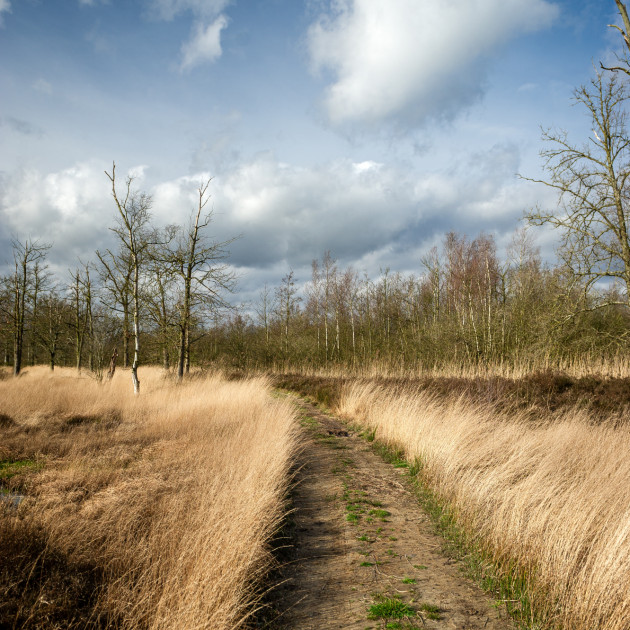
{"left": 105, "top": 162, "right": 153, "bottom": 394}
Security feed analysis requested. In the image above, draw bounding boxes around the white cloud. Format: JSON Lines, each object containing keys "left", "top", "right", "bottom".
{"left": 0, "top": 149, "right": 545, "bottom": 296}
{"left": 308, "top": 0, "right": 559, "bottom": 127}
{"left": 0, "top": 0, "right": 10, "bottom": 26}
{"left": 180, "top": 15, "right": 228, "bottom": 70}
{"left": 0, "top": 163, "right": 116, "bottom": 269}
{"left": 151, "top": 148, "right": 536, "bottom": 275}
{"left": 143, "top": 0, "right": 231, "bottom": 69}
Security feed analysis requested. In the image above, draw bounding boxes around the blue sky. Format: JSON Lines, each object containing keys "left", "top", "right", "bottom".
{"left": 0, "top": 0, "right": 624, "bottom": 305}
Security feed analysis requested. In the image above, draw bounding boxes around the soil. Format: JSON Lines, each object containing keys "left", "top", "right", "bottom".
{"left": 265, "top": 394, "right": 515, "bottom": 630}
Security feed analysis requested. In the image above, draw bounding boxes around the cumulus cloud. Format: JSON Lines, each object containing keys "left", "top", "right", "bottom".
{"left": 1, "top": 150, "right": 542, "bottom": 298}
{"left": 143, "top": 0, "right": 230, "bottom": 69}
{"left": 152, "top": 148, "right": 535, "bottom": 278}
{"left": 308, "top": 0, "right": 559, "bottom": 127}
{"left": 180, "top": 15, "right": 228, "bottom": 70}
{"left": 0, "top": 162, "right": 151, "bottom": 271}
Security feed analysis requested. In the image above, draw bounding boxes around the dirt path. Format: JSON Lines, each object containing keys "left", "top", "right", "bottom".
{"left": 266, "top": 395, "right": 514, "bottom": 630}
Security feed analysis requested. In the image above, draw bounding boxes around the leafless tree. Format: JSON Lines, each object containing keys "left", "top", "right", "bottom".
{"left": 4, "top": 239, "right": 51, "bottom": 376}
{"left": 144, "top": 245, "right": 178, "bottom": 370}
{"left": 105, "top": 162, "right": 153, "bottom": 395}
{"left": 274, "top": 270, "right": 301, "bottom": 359}
{"left": 524, "top": 72, "right": 630, "bottom": 311}
{"left": 601, "top": 1, "right": 630, "bottom": 75}
{"left": 255, "top": 283, "right": 273, "bottom": 352}
{"left": 96, "top": 247, "right": 133, "bottom": 368}
{"left": 68, "top": 268, "right": 88, "bottom": 372}
{"left": 162, "top": 180, "right": 236, "bottom": 379}
{"left": 33, "top": 289, "right": 66, "bottom": 370}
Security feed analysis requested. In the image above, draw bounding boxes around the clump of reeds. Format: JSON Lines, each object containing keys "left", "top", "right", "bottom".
{"left": 0, "top": 366, "right": 298, "bottom": 629}
{"left": 337, "top": 381, "right": 630, "bottom": 630}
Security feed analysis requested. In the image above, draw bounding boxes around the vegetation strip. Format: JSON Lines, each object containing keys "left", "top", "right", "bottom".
{"left": 0, "top": 368, "right": 297, "bottom": 629}
{"left": 280, "top": 375, "right": 630, "bottom": 630}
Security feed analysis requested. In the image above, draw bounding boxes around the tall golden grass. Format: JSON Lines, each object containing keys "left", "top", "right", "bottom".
{"left": 338, "top": 381, "right": 630, "bottom": 630}
{"left": 269, "top": 352, "right": 630, "bottom": 380}
{"left": 0, "top": 366, "right": 298, "bottom": 629}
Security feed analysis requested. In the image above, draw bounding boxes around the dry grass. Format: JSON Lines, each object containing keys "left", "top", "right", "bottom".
{"left": 269, "top": 353, "right": 630, "bottom": 380}
{"left": 337, "top": 381, "right": 630, "bottom": 630}
{"left": 0, "top": 366, "right": 298, "bottom": 629}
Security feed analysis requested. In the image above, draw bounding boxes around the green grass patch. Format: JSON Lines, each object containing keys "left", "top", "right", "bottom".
{"left": 401, "top": 577, "right": 416, "bottom": 584}
{"left": 361, "top": 428, "right": 377, "bottom": 442}
{"left": 368, "top": 595, "right": 415, "bottom": 620}
{"left": 419, "top": 603, "right": 441, "bottom": 620}
{"left": 0, "top": 458, "right": 42, "bottom": 480}
{"left": 366, "top": 498, "right": 383, "bottom": 507}
{"left": 369, "top": 508, "right": 390, "bottom": 520}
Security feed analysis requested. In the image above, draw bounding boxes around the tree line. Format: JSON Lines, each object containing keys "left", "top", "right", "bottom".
{"left": 206, "top": 232, "right": 630, "bottom": 372}
{"left": 4, "top": 1, "right": 630, "bottom": 380}
{"left": 0, "top": 164, "right": 235, "bottom": 392}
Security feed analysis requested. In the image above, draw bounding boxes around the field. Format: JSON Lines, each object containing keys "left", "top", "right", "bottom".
{"left": 277, "top": 371, "right": 630, "bottom": 629}
{"left": 3, "top": 364, "right": 630, "bottom": 629}
{"left": 0, "top": 367, "right": 298, "bottom": 629}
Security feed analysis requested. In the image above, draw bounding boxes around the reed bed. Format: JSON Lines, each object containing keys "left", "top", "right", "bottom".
{"left": 337, "top": 381, "right": 630, "bottom": 630}
{"left": 268, "top": 353, "right": 630, "bottom": 380}
{"left": 0, "top": 366, "right": 298, "bottom": 629}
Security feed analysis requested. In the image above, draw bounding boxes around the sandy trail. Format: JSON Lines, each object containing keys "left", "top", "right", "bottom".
{"left": 267, "top": 395, "right": 514, "bottom": 630}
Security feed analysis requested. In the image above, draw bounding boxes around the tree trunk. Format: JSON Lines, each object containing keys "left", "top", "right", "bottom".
{"left": 177, "top": 326, "right": 186, "bottom": 380}
{"left": 131, "top": 257, "right": 141, "bottom": 395}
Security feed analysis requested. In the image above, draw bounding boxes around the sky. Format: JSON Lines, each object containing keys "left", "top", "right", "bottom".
{"left": 0, "top": 0, "right": 625, "bottom": 307}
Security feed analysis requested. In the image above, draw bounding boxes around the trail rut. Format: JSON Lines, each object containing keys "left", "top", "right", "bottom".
{"left": 266, "top": 395, "right": 515, "bottom": 629}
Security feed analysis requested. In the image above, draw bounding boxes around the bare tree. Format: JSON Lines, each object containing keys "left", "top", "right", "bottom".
{"left": 274, "top": 270, "right": 301, "bottom": 360}
{"left": 255, "top": 283, "right": 273, "bottom": 354}
{"left": 5, "top": 239, "right": 51, "bottom": 376}
{"left": 162, "top": 180, "right": 236, "bottom": 379}
{"left": 144, "top": 255, "right": 177, "bottom": 370}
{"left": 33, "top": 288, "right": 66, "bottom": 370}
{"left": 601, "top": 1, "right": 630, "bottom": 75}
{"left": 524, "top": 72, "right": 630, "bottom": 311}
{"left": 27, "top": 261, "right": 51, "bottom": 366}
{"left": 96, "top": 247, "right": 133, "bottom": 368}
{"left": 105, "top": 162, "right": 153, "bottom": 395}
{"left": 68, "top": 268, "right": 88, "bottom": 372}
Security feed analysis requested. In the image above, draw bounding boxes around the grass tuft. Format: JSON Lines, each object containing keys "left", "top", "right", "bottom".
{"left": 368, "top": 595, "right": 415, "bottom": 620}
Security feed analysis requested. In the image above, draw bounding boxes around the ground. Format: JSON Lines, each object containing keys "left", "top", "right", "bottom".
{"left": 265, "top": 394, "right": 514, "bottom": 630}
